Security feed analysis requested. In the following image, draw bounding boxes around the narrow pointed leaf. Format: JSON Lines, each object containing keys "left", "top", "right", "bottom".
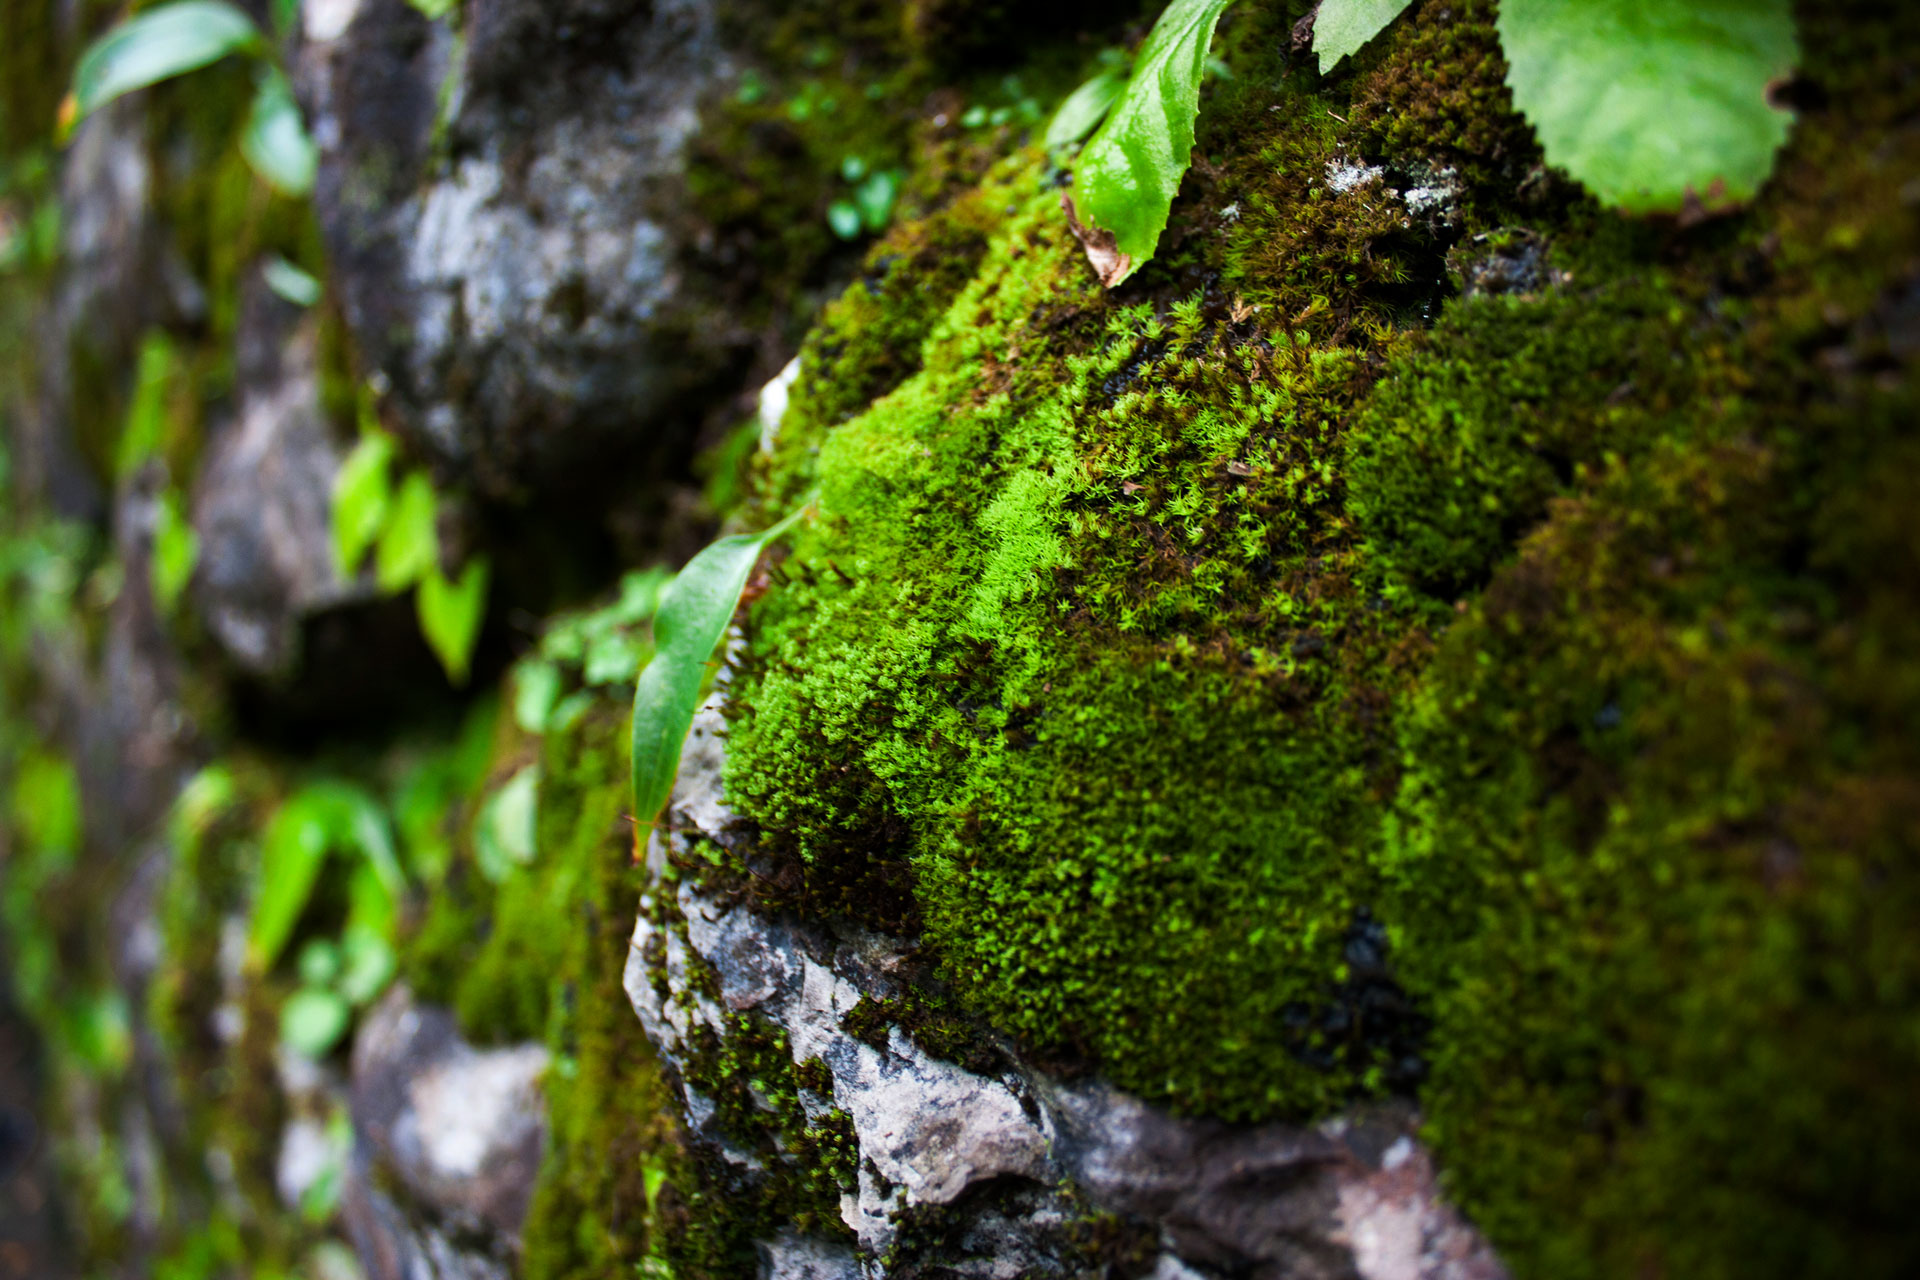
{"left": 248, "top": 792, "right": 331, "bottom": 971}
{"left": 71, "top": 1, "right": 261, "bottom": 124}
{"left": 1044, "top": 70, "right": 1127, "bottom": 151}
{"left": 631, "top": 504, "right": 807, "bottom": 827}
{"left": 331, "top": 431, "right": 395, "bottom": 580}
{"left": 417, "top": 556, "right": 489, "bottom": 685}
{"left": 375, "top": 471, "right": 438, "bottom": 592}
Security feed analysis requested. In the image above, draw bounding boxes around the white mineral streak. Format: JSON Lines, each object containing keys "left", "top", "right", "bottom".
{"left": 760, "top": 354, "right": 804, "bottom": 454}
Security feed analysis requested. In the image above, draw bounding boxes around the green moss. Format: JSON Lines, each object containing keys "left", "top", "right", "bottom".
{"left": 720, "top": 2, "right": 1920, "bottom": 1274}
{"left": 622, "top": 845, "right": 866, "bottom": 1272}
{"left": 1345, "top": 0, "right": 1538, "bottom": 198}
{"left": 395, "top": 690, "right": 685, "bottom": 1280}
{"left": 1347, "top": 273, "right": 1719, "bottom": 605}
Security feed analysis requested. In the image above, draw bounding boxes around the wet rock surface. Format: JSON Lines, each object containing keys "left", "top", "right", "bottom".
{"left": 626, "top": 700, "right": 1510, "bottom": 1279}
{"left": 348, "top": 986, "right": 549, "bottom": 1250}
{"left": 296, "top": 0, "right": 755, "bottom": 502}
{"left": 191, "top": 277, "right": 368, "bottom": 677}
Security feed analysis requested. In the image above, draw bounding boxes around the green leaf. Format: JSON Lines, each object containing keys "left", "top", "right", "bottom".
{"left": 406, "top": 0, "right": 461, "bottom": 18}
{"left": 1067, "top": 0, "right": 1235, "bottom": 287}
{"left": 151, "top": 489, "right": 198, "bottom": 614}
{"left": 344, "top": 860, "right": 399, "bottom": 944}
{"left": 1313, "top": 0, "right": 1413, "bottom": 75}
{"left": 318, "top": 782, "right": 405, "bottom": 905}
{"left": 331, "top": 431, "right": 395, "bottom": 580}
{"left": 280, "top": 988, "right": 351, "bottom": 1058}
{"left": 263, "top": 254, "right": 321, "bottom": 306}
{"left": 631, "top": 503, "right": 808, "bottom": 827}
{"left": 297, "top": 938, "right": 342, "bottom": 988}
{"left": 168, "top": 764, "right": 236, "bottom": 853}
{"left": 375, "top": 471, "right": 438, "bottom": 592}
{"left": 10, "top": 750, "right": 81, "bottom": 865}
{"left": 513, "top": 659, "right": 563, "bottom": 734}
{"left": 247, "top": 782, "right": 401, "bottom": 972}
{"left": 117, "top": 332, "right": 175, "bottom": 481}
{"left": 827, "top": 200, "right": 862, "bottom": 241}
{"left": 1044, "top": 69, "right": 1127, "bottom": 151}
{"left": 241, "top": 67, "right": 318, "bottom": 197}
{"left": 855, "top": 171, "right": 898, "bottom": 232}
{"left": 417, "top": 556, "right": 489, "bottom": 686}
{"left": 1498, "top": 0, "right": 1798, "bottom": 213}
{"left": 249, "top": 793, "right": 331, "bottom": 972}
{"left": 336, "top": 925, "right": 396, "bottom": 1005}
{"left": 475, "top": 766, "right": 539, "bottom": 883}
{"left": 69, "top": 1, "right": 261, "bottom": 126}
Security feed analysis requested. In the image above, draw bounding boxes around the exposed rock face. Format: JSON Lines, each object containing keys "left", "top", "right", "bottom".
{"left": 191, "top": 278, "right": 369, "bottom": 676}
{"left": 625, "top": 698, "right": 1509, "bottom": 1279}
{"left": 348, "top": 986, "right": 549, "bottom": 1254}
{"left": 296, "top": 0, "right": 750, "bottom": 501}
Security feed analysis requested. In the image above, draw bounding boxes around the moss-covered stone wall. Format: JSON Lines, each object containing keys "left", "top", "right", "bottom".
{"left": 704, "top": 2, "right": 1920, "bottom": 1275}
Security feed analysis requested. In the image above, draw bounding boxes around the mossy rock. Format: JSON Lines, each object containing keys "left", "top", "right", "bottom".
{"left": 718, "top": 1, "right": 1920, "bottom": 1275}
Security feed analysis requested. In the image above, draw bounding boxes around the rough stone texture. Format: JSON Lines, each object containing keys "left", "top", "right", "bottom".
{"left": 296, "top": 0, "right": 757, "bottom": 502}
{"left": 626, "top": 698, "right": 1510, "bottom": 1279}
{"left": 191, "top": 275, "right": 370, "bottom": 676}
{"left": 348, "top": 986, "right": 549, "bottom": 1253}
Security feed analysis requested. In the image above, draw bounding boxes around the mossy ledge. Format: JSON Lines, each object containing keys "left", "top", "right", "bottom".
{"left": 709, "top": 2, "right": 1920, "bottom": 1276}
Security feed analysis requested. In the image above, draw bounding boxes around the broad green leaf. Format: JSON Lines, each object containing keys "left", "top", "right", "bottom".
{"left": 1498, "top": 0, "right": 1798, "bottom": 213}
{"left": 1313, "top": 0, "right": 1413, "bottom": 75}
{"left": 117, "top": 332, "right": 175, "bottom": 481}
{"left": 417, "top": 556, "right": 489, "bottom": 685}
{"left": 1068, "top": 0, "right": 1235, "bottom": 287}
{"left": 631, "top": 504, "right": 808, "bottom": 827}
{"left": 69, "top": 1, "right": 261, "bottom": 126}
{"left": 241, "top": 68, "right": 318, "bottom": 197}
{"left": 281, "top": 988, "right": 351, "bottom": 1057}
{"left": 476, "top": 765, "right": 539, "bottom": 883}
{"left": 263, "top": 254, "right": 321, "bottom": 306}
{"left": 406, "top": 0, "right": 460, "bottom": 18}
{"left": 1044, "top": 70, "right": 1127, "bottom": 151}
{"left": 331, "top": 431, "right": 395, "bottom": 580}
{"left": 151, "top": 488, "right": 198, "bottom": 613}
{"left": 249, "top": 793, "right": 331, "bottom": 971}
{"left": 375, "top": 471, "right": 438, "bottom": 592}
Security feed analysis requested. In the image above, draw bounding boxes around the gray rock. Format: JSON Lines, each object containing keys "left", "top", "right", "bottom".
{"left": 342, "top": 1160, "right": 514, "bottom": 1280}
{"left": 296, "top": 0, "right": 756, "bottom": 501}
{"left": 758, "top": 1230, "right": 864, "bottom": 1280}
{"left": 348, "top": 986, "right": 548, "bottom": 1249}
{"left": 191, "top": 277, "right": 367, "bottom": 675}
{"left": 626, "top": 698, "right": 1510, "bottom": 1280}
